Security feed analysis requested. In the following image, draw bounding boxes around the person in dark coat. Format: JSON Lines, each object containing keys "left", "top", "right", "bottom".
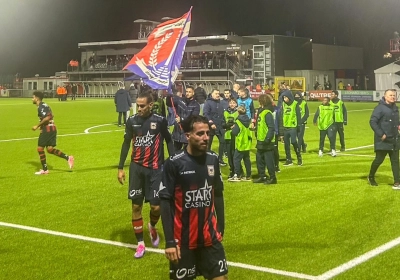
{"left": 194, "top": 84, "right": 207, "bottom": 113}
{"left": 114, "top": 86, "right": 132, "bottom": 126}
{"left": 129, "top": 82, "right": 139, "bottom": 116}
{"left": 368, "top": 89, "right": 399, "bottom": 189}
{"left": 203, "top": 88, "right": 226, "bottom": 166}
{"left": 166, "top": 86, "right": 200, "bottom": 150}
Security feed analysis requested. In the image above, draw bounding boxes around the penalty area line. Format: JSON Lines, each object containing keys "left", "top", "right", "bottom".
{"left": 0, "top": 221, "right": 316, "bottom": 280}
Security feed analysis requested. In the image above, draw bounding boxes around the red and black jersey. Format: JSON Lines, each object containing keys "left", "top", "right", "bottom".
{"left": 124, "top": 113, "right": 172, "bottom": 169}
{"left": 160, "top": 150, "right": 224, "bottom": 249}
{"left": 37, "top": 102, "right": 56, "bottom": 132}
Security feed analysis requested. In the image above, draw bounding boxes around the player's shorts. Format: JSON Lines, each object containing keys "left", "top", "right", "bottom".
{"left": 128, "top": 161, "right": 161, "bottom": 205}
{"left": 169, "top": 242, "right": 228, "bottom": 280}
{"left": 38, "top": 130, "right": 57, "bottom": 147}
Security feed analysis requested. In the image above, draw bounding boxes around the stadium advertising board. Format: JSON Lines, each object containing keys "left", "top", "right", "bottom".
{"left": 341, "top": 90, "right": 373, "bottom": 101}
{"left": 308, "top": 90, "right": 332, "bottom": 101}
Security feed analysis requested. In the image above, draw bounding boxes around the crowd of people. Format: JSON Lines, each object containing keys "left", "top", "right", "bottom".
{"left": 29, "top": 83, "right": 398, "bottom": 279}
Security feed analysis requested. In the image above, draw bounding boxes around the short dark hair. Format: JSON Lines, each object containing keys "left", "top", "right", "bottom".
{"left": 137, "top": 90, "right": 153, "bottom": 104}
{"left": 33, "top": 91, "right": 44, "bottom": 100}
{"left": 332, "top": 90, "right": 339, "bottom": 96}
{"left": 224, "top": 89, "right": 231, "bottom": 92}
{"left": 258, "top": 94, "right": 268, "bottom": 106}
{"left": 186, "top": 86, "right": 194, "bottom": 91}
{"left": 181, "top": 115, "right": 209, "bottom": 133}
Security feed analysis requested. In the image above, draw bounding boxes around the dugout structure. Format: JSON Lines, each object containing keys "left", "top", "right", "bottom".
{"left": 274, "top": 76, "right": 305, "bottom": 99}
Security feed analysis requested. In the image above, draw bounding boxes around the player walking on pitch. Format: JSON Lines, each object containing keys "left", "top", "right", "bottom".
{"left": 118, "top": 91, "right": 175, "bottom": 258}
{"left": 31, "top": 91, "right": 74, "bottom": 175}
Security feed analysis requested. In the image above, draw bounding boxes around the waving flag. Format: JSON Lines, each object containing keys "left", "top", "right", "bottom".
{"left": 124, "top": 7, "right": 192, "bottom": 90}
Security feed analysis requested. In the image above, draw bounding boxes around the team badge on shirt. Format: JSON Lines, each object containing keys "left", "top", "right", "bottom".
{"left": 150, "top": 122, "right": 157, "bottom": 129}
{"left": 207, "top": 165, "right": 215, "bottom": 176}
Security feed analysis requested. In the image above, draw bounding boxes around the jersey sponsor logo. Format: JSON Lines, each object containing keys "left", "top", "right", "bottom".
{"left": 134, "top": 131, "right": 155, "bottom": 147}
{"left": 150, "top": 122, "right": 157, "bottom": 129}
{"left": 185, "top": 180, "right": 212, "bottom": 209}
{"left": 180, "top": 170, "right": 195, "bottom": 175}
{"left": 176, "top": 265, "right": 196, "bottom": 279}
{"left": 129, "top": 189, "right": 142, "bottom": 197}
{"left": 207, "top": 165, "right": 214, "bottom": 176}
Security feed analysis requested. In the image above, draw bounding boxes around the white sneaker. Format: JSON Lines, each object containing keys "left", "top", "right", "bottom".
{"left": 35, "top": 169, "right": 49, "bottom": 175}
{"left": 331, "top": 149, "right": 337, "bottom": 157}
{"left": 318, "top": 150, "right": 323, "bottom": 157}
{"left": 228, "top": 174, "right": 240, "bottom": 182}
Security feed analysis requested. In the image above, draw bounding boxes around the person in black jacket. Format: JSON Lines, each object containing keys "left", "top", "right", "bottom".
{"left": 368, "top": 89, "right": 400, "bottom": 189}
{"left": 114, "top": 86, "right": 132, "bottom": 127}
{"left": 204, "top": 89, "right": 227, "bottom": 166}
{"left": 194, "top": 84, "right": 208, "bottom": 113}
{"left": 166, "top": 86, "right": 200, "bottom": 150}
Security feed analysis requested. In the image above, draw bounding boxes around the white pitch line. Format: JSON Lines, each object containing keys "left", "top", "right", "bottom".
{"left": 0, "top": 129, "right": 123, "bottom": 143}
{"left": 317, "top": 236, "right": 400, "bottom": 280}
{"left": 345, "top": 145, "right": 374, "bottom": 151}
{"left": 84, "top": 123, "right": 115, "bottom": 134}
{"left": 339, "top": 153, "right": 375, "bottom": 158}
{"left": 0, "top": 221, "right": 316, "bottom": 280}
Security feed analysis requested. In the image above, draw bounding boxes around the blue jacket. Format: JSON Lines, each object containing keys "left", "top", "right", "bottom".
{"left": 203, "top": 97, "right": 225, "bottom": 136}
{"left": 370, "top": 99, "right": 399, "bottom": 151}
{"left": 114, "top": 89, "right": 132, "bottom": 112}
{"left": 237, "top": 96, "right": 255, "bottom": 120}
{"left": 166, "top": 95, "right": 200, "bottom": 143}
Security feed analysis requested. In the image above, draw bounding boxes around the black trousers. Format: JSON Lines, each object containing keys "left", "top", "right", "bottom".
{"left": 369, "top": 149, "right": 399, "bottom": 182}
{"left": 118, "top": 112, "right": 127, "bottom": 125}
{"left": 225, "top": 140, "right": 235, "bottom": 175}
{"left": 234, "top": 150, "right": 251, "bottom": 177}
{"left": 256, "top": 149, "right": 276, "bottom": 180}
{"left": 208, "top": 134, "right": 225, "bottom": 162}
{"left": 297, "top": 124, "right": 306, "bottom": 150}
{"left": 283, "top": 128, "right": 300, "bottom": 161}
{"left": 334, "top": 122, "right": 345, "bottom": 149}
{"left": 319, "top": 125, "right": 336, "bottom": 151}
{"left": 274, "top": 136, "right": 280, "bottom": 168}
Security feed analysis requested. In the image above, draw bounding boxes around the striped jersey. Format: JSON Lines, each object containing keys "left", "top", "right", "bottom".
{"left": 125, "top": 113, "right": 171, "bottom": 169}
{"left": 37, "top": 102, "right": 56, "bottom": 132}
{"left": 160, "top": 150, "right": 223, "bottom": 249}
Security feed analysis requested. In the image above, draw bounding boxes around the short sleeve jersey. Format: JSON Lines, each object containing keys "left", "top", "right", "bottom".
{"left": 124, "top": 113, "right": 171, "bottom": 169}
{"left": 160, "top": 150, "right": 224, "bottom": 249}
{"left": 38, "top": 102, "right": 54, "bottom": 122}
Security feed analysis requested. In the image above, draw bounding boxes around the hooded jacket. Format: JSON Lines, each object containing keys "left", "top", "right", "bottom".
{"left": 370, "top": 98, "right": 399, "bottom": 151}
{"left": 278, "top": 90, "right": 301, "bottom": 135}
{"left": 294, "top": 93, "right": 309, "bottom": 124}
{"left": 114, "top": 89, "right": 132, "bottom": 112}
{"left": 231, "top": 114, "right": 251, "bottom": 137}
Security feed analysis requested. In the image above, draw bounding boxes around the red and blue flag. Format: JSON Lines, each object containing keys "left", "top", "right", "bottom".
{"left": 123, "top": 8, "right": 192, "bottom": 90}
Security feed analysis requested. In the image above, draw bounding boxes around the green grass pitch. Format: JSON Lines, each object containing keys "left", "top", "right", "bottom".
{"left": 1, "top": 97, "right": 400, "bottom": 279}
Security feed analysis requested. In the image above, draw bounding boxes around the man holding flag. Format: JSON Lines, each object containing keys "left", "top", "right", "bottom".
{"left": 121, "top": 8, "right": 195, "bottom": 262}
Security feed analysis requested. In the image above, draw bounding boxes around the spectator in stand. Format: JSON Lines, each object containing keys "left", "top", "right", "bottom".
{"left": 194, "top": 83, "right": 208, "bottom": 113}
{"left": 346, "top": 84, "right": 352, "bottom": 90}
{"left": 324, "top": 80, "right": 332, "bottom": 90}
{"left": 204, "top": 89, "right": 227, "bottom": 166}
{"left": 129, "top": 82, "right": 138, "bottom": 116}
{"left": 114, "top": 85, "right": 132, "bottom": 127}
{"left": 338, "top": 81, "right": 345, "bottom": 90}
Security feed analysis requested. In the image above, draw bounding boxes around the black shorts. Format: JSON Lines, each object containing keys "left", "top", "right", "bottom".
{"left": 169, "top": 242, "right": 228, "bottom": 280}
{"left": 128, "top": 161, "right": 161, "bottom": 205}
{"left": 38, "top": 131, "right": 57, "bottom": 147}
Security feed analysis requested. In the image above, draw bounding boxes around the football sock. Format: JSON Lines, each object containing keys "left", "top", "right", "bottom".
{"left": 132, "top": 218, "right": 144, "bottom": 242}
{"left": 37, "top": 147, "right": 48, "bottom": 171}
{"left": 150, "top": 211, "right": 160, "bottom": 227}
{"left": 47, "top": 147, "right": 68, "bottom": 160}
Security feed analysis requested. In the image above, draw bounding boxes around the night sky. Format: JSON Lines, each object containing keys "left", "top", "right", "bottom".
{"left": 0, "top": 0, "right": 399, "bottom": 77}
